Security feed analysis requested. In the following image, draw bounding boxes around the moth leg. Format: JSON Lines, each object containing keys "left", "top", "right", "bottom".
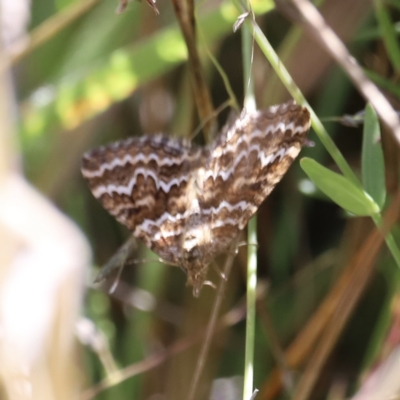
{"left": 236, "top": 241, "right": 259, "bottom": 249}
{"left": 109, "top": 261, "right": 125, "bottom": 294}
{"left": 203, "top": 280, "right": 217, "bottom": 290}
{"left": 94, "top": 235, "right": 137, "bottom": 284}
{"left": 221, "top": 240, "right": 259, "bottom": 258}
{"left": 211, "top": 261, "right": 227, "bottom": 280}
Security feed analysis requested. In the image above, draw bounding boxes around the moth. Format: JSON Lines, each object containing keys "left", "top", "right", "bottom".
{"left": 82, "top": 101, "right": 311, "bottom": 296}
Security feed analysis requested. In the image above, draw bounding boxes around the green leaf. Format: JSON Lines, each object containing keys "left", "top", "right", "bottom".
{"left": 300, "top": 158, "right": 380, "bottom": 216}
{"left": 362, "top": 104, "right": 386, "bottom": 210}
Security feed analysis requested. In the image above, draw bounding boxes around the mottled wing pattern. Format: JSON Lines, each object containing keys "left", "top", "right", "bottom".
{"left": 82, "top": 101, "right": 311, "bottom": 296}
{"left": 200, "top": 101, "right": 311, "bottom": 256}
{"left": 81, "top": 135, "right": 203, "bottom": 265}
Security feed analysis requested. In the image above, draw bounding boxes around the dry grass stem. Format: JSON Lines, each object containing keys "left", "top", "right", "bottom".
{"left": 284, "top": 0, "right": 400, "bottom": 146}
{"left": 170, "top": 0, "right": 217, "bottom": 142}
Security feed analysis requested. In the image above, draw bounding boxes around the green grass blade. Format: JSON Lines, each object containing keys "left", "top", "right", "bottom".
{"left": 241, "top": 12, "right": 257, "bottom": 400}
{"left": 231, "top": 8, "right": 361, "bottom": 187}
{"left": 362, "top": 104, "right": 386, "bottom": 210}
{"left": 300, "top": 158, "right": 380, "bottom": 216}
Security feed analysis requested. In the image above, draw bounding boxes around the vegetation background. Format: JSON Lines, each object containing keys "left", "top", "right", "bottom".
{"left": 1, "top": 0, "right": 400, "bottom": 399}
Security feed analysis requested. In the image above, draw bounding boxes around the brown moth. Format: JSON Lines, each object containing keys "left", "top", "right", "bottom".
{"left": 82, "top": 101, "right": 311, "bottom": 296}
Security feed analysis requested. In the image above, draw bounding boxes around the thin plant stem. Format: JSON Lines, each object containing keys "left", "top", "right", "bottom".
{"left": 288, "top": 0, "right": 400, "bottom": 145}
{"left": 241, "top": 9, "right": 258, "bottom": 400}
{"left": 231, "top": 0, "right": 358, "bottom": 185}
{"left": 249, "top": 17, "right": 400, "bottom": 271}
{"left": 244, "top": 217, "right": 258, "bottom": 400}
{"left": 242, "top": 13, "right": 256, "bottom": 112}
{"left": 251, "top": 16, "right": 400, "bottom": 270}
{"left": 250, "top": 20, "right": 360, "bottom": 187}
{"left": 198, "top": 26, "right": 240, "bottom": 111}
{"left": 170, "top": 0, "right": 217, "bottom": 142}
{"left": 232, "top": 1, "right": 400, "bottom": 272}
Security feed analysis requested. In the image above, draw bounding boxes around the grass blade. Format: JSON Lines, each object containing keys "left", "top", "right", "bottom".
{"left": 301, "top": 158, "right": 380, "bottom": 216}
{"left": 362, "top": 103, "right": 386, "bottom": 210}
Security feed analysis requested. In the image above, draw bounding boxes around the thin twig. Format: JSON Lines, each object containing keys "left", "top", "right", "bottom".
{"left": 170, "top": 0, "right": 217, "bottom": 142}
